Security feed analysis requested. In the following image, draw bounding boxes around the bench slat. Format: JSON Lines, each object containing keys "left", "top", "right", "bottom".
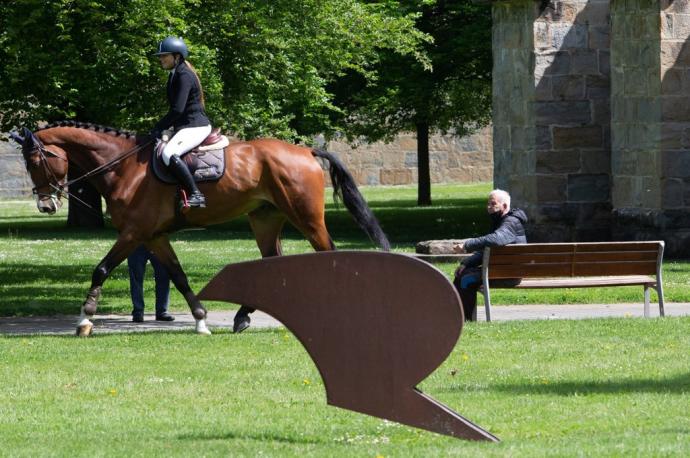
{"left": 489, "top": 275, "right": 656, "bottom": 289}
{"left": 489, "top": 251, "right": 657, "bottom": 264}
{"left": 489, "top": 242, "right": 660, "bottom": 254}
{"left": 488, "top": 260, "right": 657, "bottom": 279}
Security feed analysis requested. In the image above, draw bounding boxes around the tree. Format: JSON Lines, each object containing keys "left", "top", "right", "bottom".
{"left": 330, "top": 0, "right": 492, "bottom": 205}
{"left": 0, "top": 0, "right": 428, "bottom": 224}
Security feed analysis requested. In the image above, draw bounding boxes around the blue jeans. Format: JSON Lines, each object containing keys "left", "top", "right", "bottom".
{"left": 127, "top": 245, "right": 170, "bottom": 315}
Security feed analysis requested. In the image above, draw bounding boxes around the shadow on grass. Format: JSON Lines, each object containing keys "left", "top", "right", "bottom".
{"left": 491, "top": 372, "right": 690, "bottom": 396}
{"left": 1, "top": 195, "right": 490, "bottom": 245}
{"left": 177, "top": 430, "right": 325, "bottom": 445}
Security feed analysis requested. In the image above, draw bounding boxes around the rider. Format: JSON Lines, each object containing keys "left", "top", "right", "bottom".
{"left": 151, "top": 36, "right": 211, "bottom": 208}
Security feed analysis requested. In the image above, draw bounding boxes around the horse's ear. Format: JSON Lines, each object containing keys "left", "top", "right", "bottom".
{"left": 22, "top": 127, "right": 42, "bottom": 148}
{"left": 9, "top": 131, "right": 25, "bottom": 145}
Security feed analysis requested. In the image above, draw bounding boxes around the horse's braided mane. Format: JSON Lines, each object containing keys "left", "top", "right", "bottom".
{"left": 38, "top": 120, "right": 137, "bottom": 138}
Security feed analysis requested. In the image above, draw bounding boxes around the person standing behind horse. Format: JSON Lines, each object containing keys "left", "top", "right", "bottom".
{"left": 452, "top": 189, "right": 527, "bottom": 321}
{"left": 151, "top": 36, "right": 211, "bottom": 208}
{"left": 128, "top": 245, "right": 175, "bottom": 322}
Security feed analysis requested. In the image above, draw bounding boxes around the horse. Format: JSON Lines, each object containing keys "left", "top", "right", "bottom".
{"left": 10, "top": 121, "right": 390, "bottom": 336}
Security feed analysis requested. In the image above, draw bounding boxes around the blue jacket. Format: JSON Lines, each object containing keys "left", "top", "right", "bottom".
{"left": 154, "top": 61, "right": 210, "bottom": 132}
{"left": 461, "top": 208, "right": 528, "bottom": 269}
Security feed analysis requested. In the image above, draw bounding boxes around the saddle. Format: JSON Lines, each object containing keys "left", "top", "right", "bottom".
{"left": 152, "top": 128, "right": 230, "bottom": 184}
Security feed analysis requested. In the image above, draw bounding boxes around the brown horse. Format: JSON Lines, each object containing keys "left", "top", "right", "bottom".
{"left": 10, "top": 121, "right": 390, "bottom": 336}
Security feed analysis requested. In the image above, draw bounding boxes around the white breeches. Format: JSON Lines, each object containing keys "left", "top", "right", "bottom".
{"left": 161, "top": 125, "right": 212, "bottom": 165}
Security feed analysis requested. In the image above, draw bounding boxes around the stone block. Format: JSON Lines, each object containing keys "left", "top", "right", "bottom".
{"left": 673, "top": 13, "right": 690, "bottom": 39}
{"left": 662, "top": 123, "right": 685, "bottom": 149}
{"left": 586, "top": 74, "right": 610, "bottom": 99}
{"left": 662, "top": 178, "right": 684, "bottom": 208}
{"left": 661, "top": 12, "right": 674, "bottom": 40}
{"left": 589, "top": 26, "right": 610, "bottom": 50}
{"left": 662, "top": 149, "right": 690, "bottom": 178}
{"left": 599, "top": 50, "right": 610, "bottom": 75}
{"left": 415, "top": 239, "right": 468, "bottom": 255}
{"left": 536, "top": 126, "right": 552, "bottom": 150}
{"left": 538, "top": 202, "right": 579, "bottom": 224}
{"left": 661, "top": 96, "right": 690, "bottom": 122}
{"left": 581, "top": 149, "right": 611, "bottom": 174}
{"left": 661, "top": 69, "right": 683, "bottom": 95}
{"left": 576, "top": 2, "right": 610, "bottom": 26}
{"left": 536, "top": 150, "right": 581, "bottom": 173}
{"left": 569, "top": 173, "right": 610, "bottom": 202}
{"left": 640, "top": 177, "right": 662, "bottom": 208}
{"left": 571, "top": 49, "right": 600, "bottom": 75}
{"left": 404, "top": 152, "right": 418, "bottom": 167}
{"left": 536, "top": 174, "right": 567, "bottom": 203}
{"left": 553, "top": 126, "right": 603, "bottom": 149}
{"left": 552, "top": 24, "right": 588, "bottom": 49}
{"left": 536, "top": 51, "right": 572, "bottom": 76}
{"left": 552, "top": 75, "right": 586, "bottom": 100}
{"left": 535, "top": 75, "right": 553, "bottom": 100}
{"left": 592, "top": 98, "right": 611, "bottom": 124}
{"left": 535, "top": 101, "right": 592, "bottom": 125}
{"left": 380, "top": 168, "right": 413, "bottom": 185}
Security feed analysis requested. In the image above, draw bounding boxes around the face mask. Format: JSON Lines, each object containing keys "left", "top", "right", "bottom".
{"left": 489, "top": 211, "right": 503, "bottom": 226}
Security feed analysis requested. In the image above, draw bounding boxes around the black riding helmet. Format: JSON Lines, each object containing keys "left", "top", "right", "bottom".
{"left": 154, "top": 36, "right": 189, "bottom": 59}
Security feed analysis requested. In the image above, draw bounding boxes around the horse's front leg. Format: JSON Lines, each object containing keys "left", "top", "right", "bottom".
{"left": 146, "top": 237, "right": 211, "bottom": 335}
{"left": 77, "top": 237, "right": 139, "bottom": 336}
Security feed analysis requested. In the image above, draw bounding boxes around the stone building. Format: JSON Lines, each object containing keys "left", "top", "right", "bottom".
{"left": 492, "top": 0, "right": 690, "bottom": 255}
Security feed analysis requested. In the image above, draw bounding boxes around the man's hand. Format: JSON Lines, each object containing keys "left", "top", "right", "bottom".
{"left": 452, "top": 241, "right": 466, "bottom": 254}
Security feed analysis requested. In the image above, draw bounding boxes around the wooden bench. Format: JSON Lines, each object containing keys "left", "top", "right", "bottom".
{"left": 479, "top": 241, "right": 665, "bottom": 321}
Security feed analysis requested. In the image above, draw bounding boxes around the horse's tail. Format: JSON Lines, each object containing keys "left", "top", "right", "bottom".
{"left": 312, "top": 149, "right": 391, "bottom": 251}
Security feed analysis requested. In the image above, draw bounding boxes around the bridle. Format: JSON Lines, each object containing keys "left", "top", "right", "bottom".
{"left": 23, "top": 136, "right": 154, "bottom": 210}
{"left": 23, "top": 142, "right": 69, "bottom": 209}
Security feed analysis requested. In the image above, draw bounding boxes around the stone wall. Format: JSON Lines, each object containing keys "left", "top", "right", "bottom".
{"left": 493, "top": 0, "right": 612, "bottom": 241}
{"left": 325, "top": 127, "right": 493, "bottom": 186}
{"left": 610, "top": 0, "right": 690, "bottom": 254}
{"left": 0, "top": 141, "right": 31, "bottom": 198}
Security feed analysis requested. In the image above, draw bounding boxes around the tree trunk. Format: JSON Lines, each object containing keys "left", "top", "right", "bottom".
{"left": 416, "top": 122, "right": 431, "bottom": 206}
{"left": 66, "top": 167, "right": 104, "bottom": 228}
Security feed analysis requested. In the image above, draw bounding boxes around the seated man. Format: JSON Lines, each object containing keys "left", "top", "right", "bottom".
{"left": 453, "top": 189, "right": 527, "bottom": 321}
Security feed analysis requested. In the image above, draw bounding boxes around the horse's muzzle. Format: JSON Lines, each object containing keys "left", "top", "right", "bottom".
{"left": 36, "top": 196, "right": 62, "bottom": 215}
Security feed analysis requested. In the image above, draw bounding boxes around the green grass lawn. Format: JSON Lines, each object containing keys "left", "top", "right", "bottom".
{"left": 3, "top": 184, "right": 690, "bottom": 455}
{"left": 1, "top": 183, "right": 688, "bottom": 317}
{"left": 1, "top": 319, "right": 689, "bottom": 456}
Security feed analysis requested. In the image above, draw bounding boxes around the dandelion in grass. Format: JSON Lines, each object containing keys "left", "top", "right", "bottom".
{"left": 108, "top": 388, "right": 118, "bottom": 396}
{"left": 303, "top": 378, "right": 311, "bottom": 386}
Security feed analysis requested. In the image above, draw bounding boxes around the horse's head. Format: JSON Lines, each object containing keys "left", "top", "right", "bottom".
{"left": 10, "top": 127, "right": 68, "bottom": 214}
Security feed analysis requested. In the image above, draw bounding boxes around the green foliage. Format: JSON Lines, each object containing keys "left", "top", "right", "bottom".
{"left": 331, "top": 0, "right": 493, "bottom": 142}
{"left": 0, "top": 0, "right": 427, "bottom": 141}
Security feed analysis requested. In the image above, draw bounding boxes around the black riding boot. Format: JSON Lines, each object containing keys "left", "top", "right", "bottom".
{"left": 167, "top": 155, "right": 206, "bottom": 208}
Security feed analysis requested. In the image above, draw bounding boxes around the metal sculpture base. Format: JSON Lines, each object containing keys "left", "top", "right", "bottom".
{"left": 198, "top": 251, "right": 498, "bottom": 441}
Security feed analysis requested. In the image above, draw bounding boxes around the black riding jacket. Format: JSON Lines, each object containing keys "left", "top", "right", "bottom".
{"left": 461, "top": 208, "right": 528, "bottom": 269}
{"left": 153, "top": 60, "right": 210, "bottom": 133}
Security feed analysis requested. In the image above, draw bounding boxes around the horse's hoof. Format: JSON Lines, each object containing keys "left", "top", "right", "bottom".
{"left": 233, "top": 316, "right": 250, "bottom": 333}
{"left": 76, "top": 323, "right": 93, "bottom": 337}
{"left": 195, "top": 319, "right": 212, "bottom": 336}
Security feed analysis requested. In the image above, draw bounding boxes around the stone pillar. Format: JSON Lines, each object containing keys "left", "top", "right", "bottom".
{"left": 493, "top": 0, "right": 612, "bottom": 241}
{"left": 610, "top": 0, "right": 690, "bottom": 255}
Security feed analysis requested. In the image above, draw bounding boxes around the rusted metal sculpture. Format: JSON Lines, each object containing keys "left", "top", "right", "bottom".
{"left": 198, "top": 251, "right": 498, "bottom": 441}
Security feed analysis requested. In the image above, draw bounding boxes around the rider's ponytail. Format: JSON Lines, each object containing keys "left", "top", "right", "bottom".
{"left": 184, "top": 60, "right": 206, "bottom": 109}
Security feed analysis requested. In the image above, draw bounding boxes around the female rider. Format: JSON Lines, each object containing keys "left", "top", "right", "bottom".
{"left": 151, "top": 36, "right": 211, "bottom": 208}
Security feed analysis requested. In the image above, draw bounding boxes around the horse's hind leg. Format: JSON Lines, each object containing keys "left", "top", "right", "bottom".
{"left": 233, "top": 206, "right": 288, "bottom": 333}
{"left": 146, "top": 236, "right": 211, "bottom": 335}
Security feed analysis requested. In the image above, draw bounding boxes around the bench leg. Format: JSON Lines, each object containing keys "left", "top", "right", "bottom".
{"left": 657, "top": 285, "right": 665, "bottom": 317}
{"left": 481, "top": 289, "right": 491, "bottom": 322}
{"left": 643, "top": 285, "right": 650, "bottom": 318}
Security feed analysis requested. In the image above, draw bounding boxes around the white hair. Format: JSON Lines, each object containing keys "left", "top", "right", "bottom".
{"left": 489, "top": 189, "right": 511, "bottom": 208}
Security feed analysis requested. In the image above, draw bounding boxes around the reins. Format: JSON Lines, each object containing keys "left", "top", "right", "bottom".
{"left": 62, "top": 138, "right": 154, "bottom": 189}
{"left": 31, "top": 137, "right": 153, "bottom": 214}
